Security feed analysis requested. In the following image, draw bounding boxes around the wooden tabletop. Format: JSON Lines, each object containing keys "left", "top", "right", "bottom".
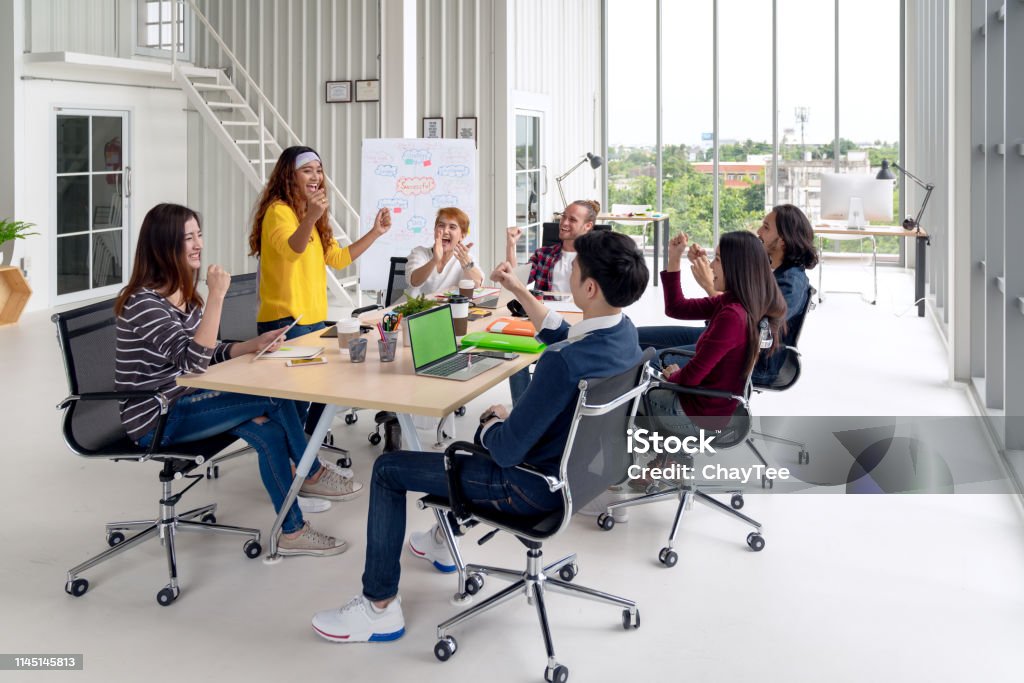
{"left": 178, "top": 291, "right": 568, "bottom": 418}
{"left": 814, "top": 224, "right": 928, "bottom": 238}
{"left": 598, "top": 213, "right": 670, "bottom": 223}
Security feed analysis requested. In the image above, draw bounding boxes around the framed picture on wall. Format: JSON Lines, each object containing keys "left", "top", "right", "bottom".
{"left": 325, "top": 80, "right": 352, "bottom": 103}
{"left": 355, "top": 79, "right": 380, "bottom": 102}
{"left": 456, "top": 117, "right": 478, "bottom": 146}
{"left": 422, "top": 117, "right": 443, "bottom": 139}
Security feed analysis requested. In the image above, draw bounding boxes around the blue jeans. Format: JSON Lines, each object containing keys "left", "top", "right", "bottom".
{"left": 257, "top": 316, "right": 328, "bottom": 433}
{"left": 138, "top": 389, "right": 319, "bottom": 534}
{"left": 361, "top": 450, "right": 561, "bottom": 601}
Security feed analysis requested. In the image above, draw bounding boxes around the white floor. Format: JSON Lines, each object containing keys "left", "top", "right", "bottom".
{"left": 2, "top": 261, "right": 1023, "bottom": 683}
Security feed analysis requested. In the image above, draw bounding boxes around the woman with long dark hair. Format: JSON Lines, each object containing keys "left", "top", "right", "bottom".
{"left": 248, "top": 145, "right": 391, "bottom": 436}
{"left": 654, "top": 230, "right": 787, "bottom": 423}
{"left": 638, "top": 204, "right": 815, "bottom": 384}
{"left": 115, "top": 203, "right": 358, "bottom": 556}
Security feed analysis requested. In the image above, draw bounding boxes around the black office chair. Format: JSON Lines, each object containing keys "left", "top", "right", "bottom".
{"left": 600, "top": 327, "right": 777, "bottom": 568}
{"left": 53, "top": 299, "right": 262, "bottom": 606}
{"left": 541, "top": 222, "right": 612, "bottom": 247}
{"left": 749, "top": 285, "right": 816, "bottom": 465}
{"left": 418, "top": 349, "right": 654, "bottom": 682}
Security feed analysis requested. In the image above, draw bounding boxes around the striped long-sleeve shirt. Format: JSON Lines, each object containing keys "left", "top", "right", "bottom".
{"left": 115, "top": 289, "right": 234, "bottom": 442}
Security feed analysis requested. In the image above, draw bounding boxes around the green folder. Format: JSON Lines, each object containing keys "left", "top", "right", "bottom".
{"left": 460, "top": 331, "right": 547, "bottom": 354}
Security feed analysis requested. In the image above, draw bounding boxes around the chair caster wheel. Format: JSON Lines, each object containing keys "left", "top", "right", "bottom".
{"left": 597, "top": 513, "right": 615, "bottom": 531}
{"left": 545, "top": 663, "right": 569, "bottom": 683}
{"left": 106, "top": 531, "right": 125, "bottom": 547}
{"left": 206, "top": 464, "right": 220, "bottom": 479}
{"left": 433, "top": 636, "right": 458, "bottom": 662}
{"left": 344, "top": 413, "right": 358, "bottom": 425}
{"left": 798, "top": 449, "right": 810, "bottom": 465}
{"left": 455, "top": 406, "right": 467, "bottom": 417}
{"left": 622, "top": 608, "right": 640, "bottom": 629}
{"left": 558, "top": 563, "right": 578, "bottom": 582}
{"left": 464, "top": 573, "right": 484, "bottom": 596}
{"left": 658, "top": 547, "right": 678, "bottom": 567}
{"left": 156, "top": 585, "right": 179, "bottom": 606}
{"left": 747, "top": 532, "right": 766, "bottom": 552}
{"left": 200, "top": 512, "right": 217, "bottom": 524}
{"left": 244, "top": 539, "right": 262, "bottom": 559}
{"left": 730, "top": 494, "right": 744, "bottom": 510}
{"left": 761, "top": 476, "right": 774, "bottom": 489}
{"left": 336, "top": 457, "right": 352, "bottom": 468}
{"left": 368, "top": 432, "right": 382, "bottom": 446}
{"left": 65, "top": 578, "right": 89, "bottom": 597}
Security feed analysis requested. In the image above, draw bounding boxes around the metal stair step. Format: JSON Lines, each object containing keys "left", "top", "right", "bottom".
{"left": 192, "top": 83, "right": 234, "bottom": 91}
{"left": 207, "top": 102, "right": 249, "bottom": 109}
{"left": 249, "top": 158, "right": 276, "bottom": 164}
{"left": 234, "top": 139, "right": 278, "bottom": 144}
{"left": 219, "top": 121, "right": 258, "bottom": 126}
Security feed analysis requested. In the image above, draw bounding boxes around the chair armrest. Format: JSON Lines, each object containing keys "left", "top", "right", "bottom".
{"left": 513, "top": 463, "right": 564, "bottom": 493}
{"left": 656, "top": 347, "right": 696, "bottom": 363}
{"left": 648, "top": 380, "right": 746, "bottom": 405}
{"left": 351, "top": 304, "right": 383, "bottom": 317}
{"left": 443, "top": 441, "right": 494, "bottom": 523}
{"left": 57, "top": 389, "right": 164, "bottom": 411}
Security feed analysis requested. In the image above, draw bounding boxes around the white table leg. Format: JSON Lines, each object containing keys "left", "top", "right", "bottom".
{"left": 395, "top": 412, "right": 423, "bottom": 451}
{"left": 266, "top": 404, "right": 340, "bottom": 559}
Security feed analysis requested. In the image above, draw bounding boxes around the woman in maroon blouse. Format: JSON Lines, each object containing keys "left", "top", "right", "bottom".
{"left": 654, "top": 230, "right": 786, "bottom": 426}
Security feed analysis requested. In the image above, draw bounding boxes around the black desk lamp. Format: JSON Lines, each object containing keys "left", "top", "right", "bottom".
{"left": 556, "top": 153, "right": 603, "bottom": 210}
{"left": 876, "top": 159, "right": 933, "bottom": 231}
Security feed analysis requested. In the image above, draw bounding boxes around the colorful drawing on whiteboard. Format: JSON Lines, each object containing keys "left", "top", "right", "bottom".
{"left": 360, "top": 138, "right": 478, "bottom": 292}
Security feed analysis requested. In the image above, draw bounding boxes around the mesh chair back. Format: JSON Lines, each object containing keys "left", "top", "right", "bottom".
{"left": 759, "top": 285, "right": 814, "bottom": 391}
{"left": 542, "top": 222, "right": 612, "bottom": 247}
{"left": 52, "top": 298, "right": 133, "bottom": 454}
{"left": 560, "top": 349, "right": 655, "bottom": 517}
{"left": 384, "top": 257, "right": 408, "bottom": 306}
{"left": 219, "top": 272, "right": 259, "bottom": 342}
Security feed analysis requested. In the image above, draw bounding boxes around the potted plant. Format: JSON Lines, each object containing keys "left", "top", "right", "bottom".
{"left": 0, "top": 219, "right": 38, "bottom": 267}
{"left": 391, "top": 294, "right": 438, "bottom": 346}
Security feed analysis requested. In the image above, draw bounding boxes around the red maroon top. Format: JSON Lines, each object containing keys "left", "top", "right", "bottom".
{"left": 660, "top": 270, "right": 750, "bottom": 425}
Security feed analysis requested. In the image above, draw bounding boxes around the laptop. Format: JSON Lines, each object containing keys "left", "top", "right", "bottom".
{"left": 407, "top": 305, "right": 502, "bottom": 381}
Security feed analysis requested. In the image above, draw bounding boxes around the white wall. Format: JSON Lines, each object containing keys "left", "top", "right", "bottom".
{"left": 17, "top": 79, "right": 188, "bottom": 310}
{"left": 27, "top": 0, "right": 121, "bottom": 56}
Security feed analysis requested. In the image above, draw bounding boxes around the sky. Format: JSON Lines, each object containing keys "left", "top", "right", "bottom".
{"left": 607, "top": 0, "right": 902, "bottom": 148}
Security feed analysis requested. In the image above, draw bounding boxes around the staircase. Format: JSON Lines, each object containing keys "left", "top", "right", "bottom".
{"left": 174, "top": 1, "right": 361, "bottom": 306}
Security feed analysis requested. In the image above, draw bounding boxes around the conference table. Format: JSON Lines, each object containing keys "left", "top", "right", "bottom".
{"left": 178, "top": 295, "right": 551, "bottom": 559}
{"left": 813, "top": 224, "right": 930, "bottom": 317}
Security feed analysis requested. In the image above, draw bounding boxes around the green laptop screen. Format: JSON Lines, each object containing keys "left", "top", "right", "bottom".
{"left": 408, "top": 306, "right": 457, "bottom": 369}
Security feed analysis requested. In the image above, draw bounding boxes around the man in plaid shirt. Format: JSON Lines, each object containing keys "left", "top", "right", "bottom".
{"left": 504, "top": 199, "right": 600, "bottom": 405}
{"left": 505, "top": 199, "right": 600, "bottom": 293}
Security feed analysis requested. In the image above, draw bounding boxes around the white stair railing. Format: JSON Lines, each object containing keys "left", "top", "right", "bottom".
{"left": 175, "top": 0, "right": 361, "bottom": 306}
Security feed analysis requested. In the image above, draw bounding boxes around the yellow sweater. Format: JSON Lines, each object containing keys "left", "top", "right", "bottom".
{"left": 257, "top": 201, "right": 352, "bottom": 323}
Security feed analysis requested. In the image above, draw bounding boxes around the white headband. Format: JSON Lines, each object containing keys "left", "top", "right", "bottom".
{"left": 294, "top": 151, "right": 321, "bottom": 169}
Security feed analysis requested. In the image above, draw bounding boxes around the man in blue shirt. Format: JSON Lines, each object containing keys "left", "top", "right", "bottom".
{"left": 311, "top": 230, "right": 649, "bottom": 644}
{"left": 637, "top": 204, "right": 817, "bottom": 384}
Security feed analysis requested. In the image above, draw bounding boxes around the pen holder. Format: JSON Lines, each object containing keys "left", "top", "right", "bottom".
{"left": 377, "top": 333, "right": 398, "bottom": 362}
{"left": 348, "top": 337, "right": 368, "bottom": 363}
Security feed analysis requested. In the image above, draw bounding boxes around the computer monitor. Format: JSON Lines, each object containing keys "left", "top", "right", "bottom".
{"left": 819, "top": 173, "right": 894, "bottom": 226}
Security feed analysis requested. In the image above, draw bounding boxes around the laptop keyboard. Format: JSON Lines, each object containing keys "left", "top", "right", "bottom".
{"left": 421, "top": 354, "right": 474, "bottom": 377}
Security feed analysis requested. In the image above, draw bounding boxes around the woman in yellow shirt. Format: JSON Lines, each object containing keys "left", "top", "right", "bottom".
{"left": 249, "top": 146, "right": 391, "bottom": 433}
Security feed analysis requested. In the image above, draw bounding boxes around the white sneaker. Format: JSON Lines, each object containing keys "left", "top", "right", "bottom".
{"left": 298, "top": 496, "right": 331, "bottom": 514}
{"left": 408, "top": 525, "right": 457, "bottom": 573}
{"left": 312, "top": 595, "right": 405, "bottom": 643}
{"left": 300, "top": 466, "right": 363, "bottom": 502}
{"left": 318, "top": 457, "right": 354, "bottom": 480}
{"left": 278, "top": 523, "right": 348, "bottom": 557}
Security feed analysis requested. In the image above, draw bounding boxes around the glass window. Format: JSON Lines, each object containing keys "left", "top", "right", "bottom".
{"left": 55, "top": 113, "right": 126, "bottom": 299}
{"left": 514, "top": 113, "right": 542, "bottom": 262}
{"left": 137, "top": 0, "right": 188, "bottom": 56}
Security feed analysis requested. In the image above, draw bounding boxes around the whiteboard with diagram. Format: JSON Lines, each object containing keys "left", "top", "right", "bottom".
{"left": 358, "top": 138, "right": 479, "bottom": 293}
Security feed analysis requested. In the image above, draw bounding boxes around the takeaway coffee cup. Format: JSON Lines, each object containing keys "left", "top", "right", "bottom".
{"left": 336, "top": 318, "right": 361, "bottom": 356}
{"left": 459, "top": 279, "right": 476, "bottom": 299}
{"left": 448, "top": 296, "right": 470, "bottom": 336}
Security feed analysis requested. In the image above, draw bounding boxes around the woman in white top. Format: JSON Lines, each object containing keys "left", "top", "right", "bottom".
{"left": 405, "top": 208, "right": 485, "bottom": 296}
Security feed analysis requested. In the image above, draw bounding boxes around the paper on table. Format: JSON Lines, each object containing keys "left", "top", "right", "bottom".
{"left": 543, "top": 299, "right": 582, "bottom": 314}
{"left": 256, "top": 345, "right": 325, "bottom": 360}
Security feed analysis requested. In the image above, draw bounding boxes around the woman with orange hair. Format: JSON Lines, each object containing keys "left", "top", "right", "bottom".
{"left": 405, "top": 207, "right": 484, "bottom": 297}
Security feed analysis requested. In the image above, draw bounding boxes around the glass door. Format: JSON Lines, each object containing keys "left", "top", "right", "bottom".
{"left": 514, "top": 112, "right": 543, "bottom": 263}
{"left": 54, "top": 110, "right": 130, "bottom": 303}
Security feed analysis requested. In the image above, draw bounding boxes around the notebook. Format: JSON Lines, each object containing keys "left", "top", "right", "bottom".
{"left": 406, "top": 305, "right": 501, "bottom": 381}
{"left": 256, "top": 345, "right": 325, "bottom": 360}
